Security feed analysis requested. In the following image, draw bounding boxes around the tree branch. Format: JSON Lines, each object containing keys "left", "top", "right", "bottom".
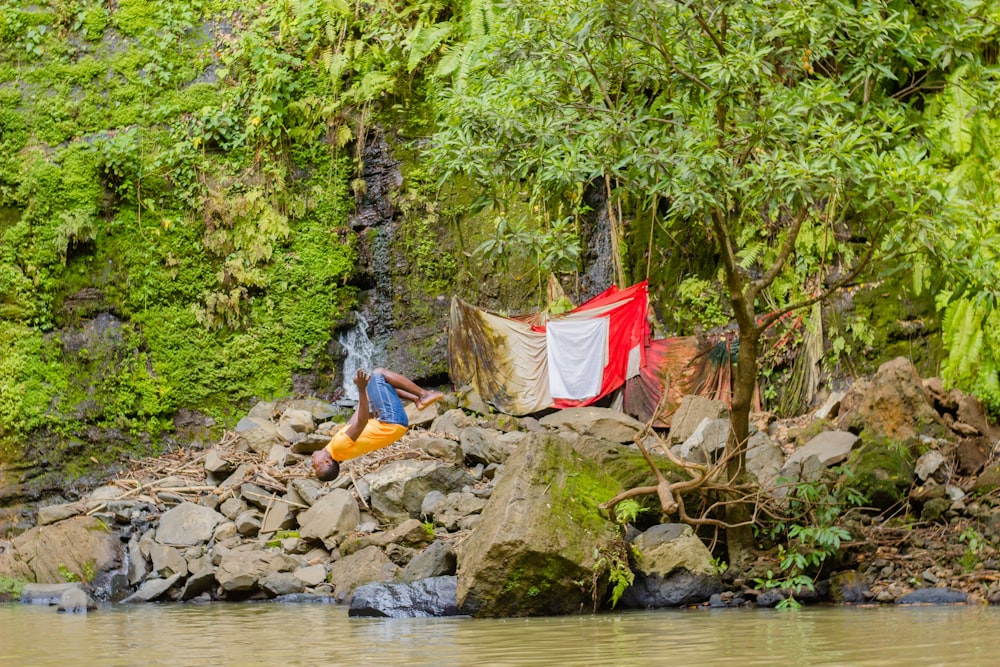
{"left": 748, "top": 205, "right": 810, "bottom": 303}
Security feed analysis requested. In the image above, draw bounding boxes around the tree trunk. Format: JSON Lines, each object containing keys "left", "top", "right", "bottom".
{"left": 724, "top": 323, "right": 760, "bottom": 569}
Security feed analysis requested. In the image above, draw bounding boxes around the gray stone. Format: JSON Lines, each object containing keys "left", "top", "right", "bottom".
{"left": 780, "top": 431, "right": 859, "bottom": 483}
{"left": 915, "top": 450, "right": 948, "bottom": 483}
{"left": 57, "top": 586, "right": 95, "bottom": 613}
{"left": 456, "top": 433, "right": 621, "bottom": 617}
{"left": 204, "top": 448, "right": 233, "bottom": 475}
{"left": 247, "top": 401, "right": 277, "bottom": 420}
{"left": 149, "top": 543, "right": 188, "bottom": 578}
{"left": 127, "top": 534, "right": 148, "bottom": 586}
{"left": 290, "top": 433, "right": 330, "bottom": 454}
{"left": 405, "top": 402, "right": 439, "bottom": 427}
{"left": 349, "top": 576, "right": 461, "bottom": 618}
{"left": 279, "top": 408, "right": 315, "bottom": 433}
{"left": 122, "top": 574, "right": 183, "bottom": 603}
{"left": 235, "top": 510, "right": 262, "bottom": 537}
{"left": 294, "top": 564, "right": 327, "bottom": 587}
{"left": 673, "top": 418, "right": 729, "bottom": 464}
{"left": 20, "top": 583, "right": 86, "bottom": 606}
{"left": 401, "top": 540, "right": 457, "bottom": 582}
{"left": 814, "top": 391, "right": 846, "bottom": 421}
{"left": 745, "top": 430, "right": 784, "bottom": 489}
{"left": 327, "top": 546, "right": 399, "bottom": 602}
{"left": 37, "top": 502, "right": 85, "bottom": 526}
{"left": 260, "top": 498, "right": 296, "bottom": 534}
{"left": 276, "top": 423, "right": 301, "bottom": 443}
{"left": 181, "top": 568, "right": 216, "bottom": 601}
{"left": 430, "top": 409, "right": 477, "bottom": 440}
{"left": 367, "top": 460, "right": 474, "bottom": 522}
{"left": 261, "top": 571, "right": 306, "bottom": 597}
{"left": 668, "top": 396, "right": 730, "bottom": 446}
{"left": 459, "top": 427, "right": 512, "bottom": 465}
{"left": 539, "top": 407, "right": 646, "bottom": 443}
{"left": 297, "top": 488, "right": 361, "bottom": 549}
{"left": 267, "top": 444, "right": 289, "bottom": 467}
{"left": 896, "top": 588, "right": 969, "bottom": 605}
{"left": 216, "top": 550, "right": 278, "bottom": 594}
{"left": 156, "top": 502, "right": 226, "bottom": 546}
{"left": 416, "top": 437, "right": 465, "bottom": 464}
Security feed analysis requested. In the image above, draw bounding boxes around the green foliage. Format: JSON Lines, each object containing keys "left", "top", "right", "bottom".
{"left": 611, "top": 498, "right": 647, "bottom": 526}
{"left": 756, "top": 467, "right": 866, "bottom": 608}
{"left": 0, "top": 575, "right": 26, "bottom": 599}
{"left": 958, "top": 527, "right": 985, "bottom": 572}
{"left": 592, "top": 543, "right": 634, "bottom": 610}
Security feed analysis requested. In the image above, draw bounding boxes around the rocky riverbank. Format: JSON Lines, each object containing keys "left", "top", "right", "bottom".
{"left": 3, "top": 356, "right": 1000, "bottom": 615}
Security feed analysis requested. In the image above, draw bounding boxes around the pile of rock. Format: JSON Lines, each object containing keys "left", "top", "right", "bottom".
{"left": 4, "top": 356, "right": 1000, "bottom": 614}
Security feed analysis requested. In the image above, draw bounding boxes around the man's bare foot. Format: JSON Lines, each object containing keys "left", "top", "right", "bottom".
{"left": 415, "top": 390, "right": 444, "bottom": 410}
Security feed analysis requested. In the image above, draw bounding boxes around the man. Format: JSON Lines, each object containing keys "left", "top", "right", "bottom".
{"left": 311, "top": 368, "right": 444, "bottom": 481}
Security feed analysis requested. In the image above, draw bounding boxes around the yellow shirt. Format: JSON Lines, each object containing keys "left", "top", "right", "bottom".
{"left": 325, "top": 419, "right": 408, "bottom": 462}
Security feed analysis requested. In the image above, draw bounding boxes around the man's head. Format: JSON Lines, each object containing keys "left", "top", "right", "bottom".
{"left": 311, "top": 449, "right": 340, "bottom": 482}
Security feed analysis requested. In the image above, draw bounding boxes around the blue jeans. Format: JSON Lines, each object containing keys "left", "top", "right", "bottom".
{"left": 367, "top": 373, "right": 408, "bottom": 427}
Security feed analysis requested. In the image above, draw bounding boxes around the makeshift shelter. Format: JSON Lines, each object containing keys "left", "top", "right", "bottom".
{"left": 448, "top": 281, "right": 741, "bottom": 425}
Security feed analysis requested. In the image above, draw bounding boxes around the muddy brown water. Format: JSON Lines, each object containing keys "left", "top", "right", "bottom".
{"left": 2, "top": 603, "right": 998, "bottom": 666}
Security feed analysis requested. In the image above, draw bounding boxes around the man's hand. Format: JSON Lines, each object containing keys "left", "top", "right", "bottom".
{"left": 354, "top": 369, "right": 370, "bottom": 392}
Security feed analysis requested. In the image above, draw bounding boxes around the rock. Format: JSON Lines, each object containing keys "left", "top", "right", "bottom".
{"left": 455, "top": 385, "right": 491, "bottom": 415}
{"left": 297, "top": 488, "right": 360, "bottom": 549}
{"left": 261, "top": 572, "right": 306, "bottom": 597}
{"left": 539, "top": 407, "right": 646, "bottom": 443}
{"left": 215, "top": 550, "right": 279, "bottom": 595}
{"left": 955, "top": 437, "right": 991, "bottom": 475}
{"left": 127, "top": 535, "right": 148, "bottom": 586}
{"left": 294, "top": 564, "right": 327, "bottom": 587}
{"left": 20, "top": 583, "right": 86, "bottom": 605}
{"left": 290, "top": 432, "right": 330, "bottom": 454}
{"left": 149, "top": 543, "right": 188, "bottom": 578}
{"left": 204, "top": 448, "right": 234, "bottom": 476}
{"left": 122, "top": 574, "right": 183, "bottom": 603}
{"left": 745, "top": 431, "right": 784, "bottom": 489}
{"left": 416, "top": 437, "right": 465, "bottom": 464}
{"left": 236, "top": 420, "right": 282, "bottom": 455}
{"left": 0, "top": 516, "right": 124, "bottom": 585}
{"left": 668, "top": 396, "right": 730, "bottom": 446}
{"left": 235, "top": 510, "right": 262, "bottom": 537}
{"left": 424, "top": 491, "right": 487, "bottom": 531}
{"left": 405, "top": 402, "right": 439, "bottom": 427}
{"left": 400, "top": 540, "right": 457, "bottom": 582}
{"left": 456, "top": 433, "right": 621, "bottom": 617}
{"left": 672, "top": 418, "right": 729, "bottom": 465}
{"left": 340, "top": 519, "right": 434, "bottom": 556}
{"left": 247, "top": 401, "right": 277, "bottom": 420}
{"left": 431, "top": 409, "right": 478, "bottom": 440}
{"left": 836, "top": 357, "right": 947, "bottom": 442}
{"left": 814, "top": 391, "right": 846, "bottom": 421}
{"left": 181, "top": 568, "right": 217, "bottom": 601}
{"left": 156, "top": 502, "right": 225, "bottom": 546}
{"left": 618, "top": 523, "right": 722, "bottom": 609}
{"left": 780, "top": 431, "right": 859, "bottom": 484}
{"left": 366, "top": 460, "right": 474, "bottom": 523}
{"left": 327, "top": 546, "right": 399, "bottom": 602}
{"left": 830, "top": 571, "right": 869, "bottom": 603}
{"left": 459, "top": 427, "right": 513, "bottom": 465}
{"left": 921, "top": 497, "right": 951, "bottom": 523}
{"left": 279, "top": 408, "right": 315, "bottom": 434}
{"left": 845, "top": 439, "right": 915, "bottom": 510}
{"left": 348, "top": 576, "right": 461, "bottom": 618}
{"left": 58, "top": 587, "right": 95, "bottom": 613}
{"left": 915, "top": 450, "right": 948, "bottom": 483}
{"left": 37, "top": 502, "right": 85, "bottom": 526}
{"left": 260, "top": 498, "right": 296, "bottom": 534}
{"left": 284, "top": 398, "right": 339, "bottom": 421}
{"left": 896, "top": 588, "right": 969, "bottom": 605}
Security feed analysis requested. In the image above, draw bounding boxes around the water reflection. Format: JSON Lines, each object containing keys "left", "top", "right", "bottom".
{"left": 2, "top": 603, "right": 997, "bottom": 667}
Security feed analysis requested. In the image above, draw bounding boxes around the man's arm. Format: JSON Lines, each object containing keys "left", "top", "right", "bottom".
{"left": 344, "top": 370, "right": 370, "bottom": 441}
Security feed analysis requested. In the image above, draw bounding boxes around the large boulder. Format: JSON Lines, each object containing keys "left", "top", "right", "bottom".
{"left": 156, "top": 502, "right": 226, "bottom": 546}
{"left": 619, "top": 523, "right": 722, "bottom": 608}
{"left": 844, "top": 437, "right": 915, "bottom": 510}
{"left": 296, "top": 489, "right": 360, "bottom": 549}
{"left": 837, "top": 357, "right": 948, "bottom": 443}
{"left": 779, "top": 431, "right": 859, "bottom": 485}
{"left": 327, "top": 546, "right": 399, "bottom": 602}
{"left": 366, "top": 460, "right": 474, "bottom": 523}
{"left": 348, "top": 576, "right": 461, "bottom": 618}
{"left": 668, "top": 396, "right": 730, "bottom": 446}
{"left": 0, "top": 516, "right": 123, "bottom": 585}
{"left": 456, "top": 433, "right": 622, "bottom": 617}
{"left": 539, "top": 407, "right": 646, "bottom": 443}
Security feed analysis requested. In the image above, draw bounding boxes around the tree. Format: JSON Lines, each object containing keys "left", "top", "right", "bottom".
{"left": 426, "top": 0, "right": 986, "bottom": 563}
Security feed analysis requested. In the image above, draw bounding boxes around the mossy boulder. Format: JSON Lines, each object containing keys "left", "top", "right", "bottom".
{"left": 456, "top": 433, "right": 648, "bottom": 617}
{"left": 844, "top": 438, "right": 915, "bottom": 510}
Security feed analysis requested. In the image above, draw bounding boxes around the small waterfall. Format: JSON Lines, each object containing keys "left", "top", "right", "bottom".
{"left": 337, "top": 313, "right": 384, "bottom": 402}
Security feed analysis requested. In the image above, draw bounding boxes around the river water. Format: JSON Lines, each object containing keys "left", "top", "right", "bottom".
{"left": 1, "top": 603, "right": 997, "bottom": 666}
